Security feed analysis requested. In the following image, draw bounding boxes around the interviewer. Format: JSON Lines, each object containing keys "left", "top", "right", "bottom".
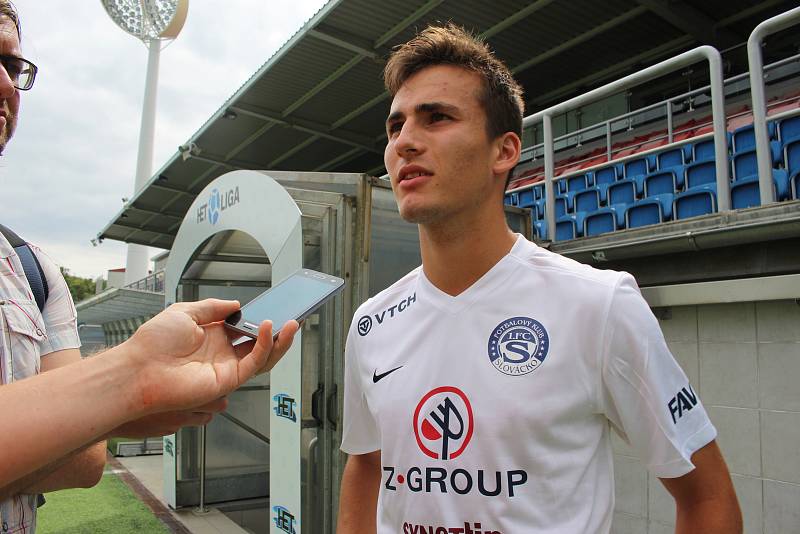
{"left": 0, "top": 298, "right": 298, "bottom": 487}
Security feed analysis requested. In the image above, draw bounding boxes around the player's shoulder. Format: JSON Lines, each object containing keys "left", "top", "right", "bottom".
{"left": 352, "top": 266, "right": 421, "bottom": 320}
{"left": 509, "top": 236, "right": 627, "bottom": 291}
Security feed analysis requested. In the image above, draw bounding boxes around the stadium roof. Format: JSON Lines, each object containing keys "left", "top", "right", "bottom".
{"left": 98, "top": 0, "right": 796, "bottom": 250}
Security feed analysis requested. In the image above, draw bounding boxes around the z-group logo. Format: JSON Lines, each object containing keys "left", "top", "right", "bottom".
{"left": 413, "top": 386, "right": 473, "bottom": 460}
{"left": 383, "top": 386, "right": 528, "bottom": 499}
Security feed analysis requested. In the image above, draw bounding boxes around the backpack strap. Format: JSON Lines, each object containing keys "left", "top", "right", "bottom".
{"left": 0, "top": 224, "right": 49, "bottom": 313}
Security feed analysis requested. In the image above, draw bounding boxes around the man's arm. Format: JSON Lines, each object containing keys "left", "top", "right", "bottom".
{"left": 16, "top": 349, "right": 107, "bottom": 494}
{"left": 337, "top": 450, "right": 381, "bottom": 534}
{"left": 0, "top": 299, "right": 298, "bottom": 486}
{"left": 0, "top": 349, "right": 107, "bottom": 499}
{"left": 659, "top": 440, "right": 742, "bottom": 533}
{"left": 0, "top": 441, "right": 105, "bottom": 500}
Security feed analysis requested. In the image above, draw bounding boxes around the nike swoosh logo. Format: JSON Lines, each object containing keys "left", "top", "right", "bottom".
{"left": 372, "top": 365, "right": 403, "bottom": 383}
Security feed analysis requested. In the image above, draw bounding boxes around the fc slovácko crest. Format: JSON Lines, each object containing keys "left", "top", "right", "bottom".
{"left": 487, "top": 316, "right": 549, "bottom": 376}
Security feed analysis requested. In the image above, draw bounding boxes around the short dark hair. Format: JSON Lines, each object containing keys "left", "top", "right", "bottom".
{"left": 0, "top": 1, "right": 20, "bottom": 39}
{"left": 384, "top": 22, "right": 524, "bottom": 140}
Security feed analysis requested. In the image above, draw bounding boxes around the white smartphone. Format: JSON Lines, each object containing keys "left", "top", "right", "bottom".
{"left": 224, "top": 268, "right": 345, "bottom": 339}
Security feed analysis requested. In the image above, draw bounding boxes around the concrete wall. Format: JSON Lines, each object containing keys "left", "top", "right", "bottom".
{"left": 612, "top": 299, "right": 800, "bottom": 534}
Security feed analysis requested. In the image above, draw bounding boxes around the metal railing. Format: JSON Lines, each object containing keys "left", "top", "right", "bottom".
{"left": 517, "top": 51, "right": 800, "bottom": 174}
{"left": 523, "top": 46, "right": 729, "bottom": 240}
{"left": 123, "top": 269, "right": 165, "bottom": 293}
{"left": 748, "top": 6, "right": 800, "bottom": 206}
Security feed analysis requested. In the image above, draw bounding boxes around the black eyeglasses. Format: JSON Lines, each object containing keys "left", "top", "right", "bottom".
{"left": 0, "top": 54, "right": 38, "bottom": 91}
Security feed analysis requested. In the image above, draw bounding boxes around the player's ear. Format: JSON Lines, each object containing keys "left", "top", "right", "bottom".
{"left": 492, "top": 132, "right": 521, "bottom": 179}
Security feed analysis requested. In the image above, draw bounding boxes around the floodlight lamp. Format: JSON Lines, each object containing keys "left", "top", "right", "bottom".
{"left": 101, "top": 0, "right": 189, "bottom": 42}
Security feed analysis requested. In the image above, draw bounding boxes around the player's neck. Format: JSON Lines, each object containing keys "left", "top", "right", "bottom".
{"left": 418, "top": 208, "right": 516, "bottom": 297}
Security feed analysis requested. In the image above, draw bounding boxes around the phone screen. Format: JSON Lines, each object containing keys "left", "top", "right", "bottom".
{"left": 226, "top": 270, "right": 343, "bottom": 336}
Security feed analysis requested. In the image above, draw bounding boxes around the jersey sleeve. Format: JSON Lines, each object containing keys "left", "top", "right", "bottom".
{"left": 340, "top": 323, "right": 380, "bottom": 455}
{"left": 33, "top": 247, "right": 81, "bottom": 356}
{"left": 599, "top": 274, "right": 716, "bottom": 479}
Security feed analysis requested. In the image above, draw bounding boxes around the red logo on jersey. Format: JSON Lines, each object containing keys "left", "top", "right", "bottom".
{"left": 413, "top": 386, "right": 474, "bottom": 460}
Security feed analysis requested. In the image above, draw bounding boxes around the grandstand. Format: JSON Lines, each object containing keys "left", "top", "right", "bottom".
{"left": 505, "top": 46, "right": 800, "bottom": 242}
{"left": 91, "top": 1, "right": 800, "bottom": 532}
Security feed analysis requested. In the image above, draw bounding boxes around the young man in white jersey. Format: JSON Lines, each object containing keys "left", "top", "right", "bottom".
{"left": 338, "top": 24, "right": 742, "bottom": 533}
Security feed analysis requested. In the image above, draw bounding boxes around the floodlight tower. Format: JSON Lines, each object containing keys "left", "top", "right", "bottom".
{"left": 101, "top": 0, "right": 189, "bottom": 285}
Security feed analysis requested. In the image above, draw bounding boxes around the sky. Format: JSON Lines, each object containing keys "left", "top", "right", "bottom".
{"left": 1, "top": 0, "right": 327, "bottom": 279}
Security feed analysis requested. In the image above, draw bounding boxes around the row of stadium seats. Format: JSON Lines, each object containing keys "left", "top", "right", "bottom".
{"left": 508, "top": 90, "right": 800, "bottom": 190}
{"left": 506, "top": 113, "right": 800, "bottom": 241}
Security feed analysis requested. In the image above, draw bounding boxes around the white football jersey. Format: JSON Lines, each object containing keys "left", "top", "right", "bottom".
{"left": 342, "top": 235, "right": 715, "bottom": 534}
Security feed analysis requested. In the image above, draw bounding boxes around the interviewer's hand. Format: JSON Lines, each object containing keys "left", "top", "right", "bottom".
{"left": 124, "top": 299, "right": 298, "bottom": 417}
{"left": 109, "top": 398, "right": 228, "bottom": 438}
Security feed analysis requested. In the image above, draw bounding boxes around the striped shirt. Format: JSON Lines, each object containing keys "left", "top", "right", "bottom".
{"left": 0, "top": 233, "right": 80, "bottom": 533}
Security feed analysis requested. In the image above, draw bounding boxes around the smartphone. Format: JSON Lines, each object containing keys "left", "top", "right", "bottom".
{"left": 225, "top": 268, "right": 345, "bottom": 339}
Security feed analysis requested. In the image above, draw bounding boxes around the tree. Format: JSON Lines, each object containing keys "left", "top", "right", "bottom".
{"left": 60, "top": 267, "right": 97, "bottom": 303}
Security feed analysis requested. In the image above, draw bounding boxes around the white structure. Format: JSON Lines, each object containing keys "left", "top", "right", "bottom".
{"left": 101, "top": 0, "right": 189, "bottom": 285}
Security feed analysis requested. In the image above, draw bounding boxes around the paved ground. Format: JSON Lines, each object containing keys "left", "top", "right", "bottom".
{"left": 116, "top": 454, "right": 252, "bottom": 534}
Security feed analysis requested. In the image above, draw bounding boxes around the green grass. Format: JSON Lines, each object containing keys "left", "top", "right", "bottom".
{"left": 37, "top": 472, "right": 169, "bottom": 534}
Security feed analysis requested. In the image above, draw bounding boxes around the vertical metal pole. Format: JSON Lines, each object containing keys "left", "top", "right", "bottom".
{"left": 666, "top": 101, "right": 674, "bottom": 144}
{"left": 544, "top": 114, "right": 556, "bottom": 240}
{"left": 746, "top": 6, "right": 800, "bottom": 204}
{"left": 605, "top": 121, "right": 612, "bottom": 161}
{"left": 707, "top": 47, "right": 731, "bottom": 211}
{"left": 748, "top": 37, "right": 773, "bottom": 206}
{"left": 196, "top": 425, "right": 208, "bottom": 513}
{"left": 125, "top": 40, "right": 161, "bottom": 285}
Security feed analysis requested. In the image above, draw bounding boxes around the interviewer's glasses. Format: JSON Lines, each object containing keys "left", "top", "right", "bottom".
{"left": 0, "top": 54, "right": 37, "bottom": 91}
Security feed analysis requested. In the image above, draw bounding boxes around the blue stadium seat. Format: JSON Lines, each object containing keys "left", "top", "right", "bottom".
{"left": 533, "top": 183, "right": 545, "bottom": 200}
{"left": 569, "top": 211, "right": 588, "bottom": 237}
{"left": 644, "top": 170, "right": 677, "bottom": 197}
{"left": 732, "top": 144, "right": 782, "bottom": 181}
{"left": 557, "top": 179, "right": 567, "bottom": 195}
{"left": 732, "top": 122, "right": 776, "bottom": 153}
{"left": 657, "top": 147, "right": 687, "bottom": 170}
{"left": 674, "top": 187, "right": 717, "bottom": 219}
{"left": 685, "top": 160, "right": 719, "bottom": 190}
{"left": 533, "top": 219, "right": 548, "bottom": 240}
{"left": 516, "top": 188, "right": 535, "bottom": 208}
{"left": 730, "top": 176, "right": 760, "bottom": 209}
{"left": 592, "top": 166, "right": 618, "bottom": 204}
{"left": 783, "top": 139, "right": 800, "bottom": 181}
{"left": 534, "top": 198, "right": 546, "bottom": 220}
{"left": 626, "top": 198, "right": 667, "bottom": 229}
{"left": 594, "top": 165, "right": 618, "bottom": 185}
{"left": 692, "top": 139, "right": 716, "bottom": 162}
{"left": 566, "top": 173, "right": 590, "bottom": 193}
{"left": 555, "top": 217, "right": 576, "bottom": 241}
{"left": 574, "top": 188, "right": 601, "bottom": 214}
{"left": 624, "top": 157, "right": 650, "bottom": 182}
{"left": 626, "top": 202, "right": 660, "bottom": 228}
{"left": 504, "top": 193, "right": 516, "bottom": 206}
{"left": 779, "top": 115, "right": 800, "bottom": 147}
{"left": 584, "top": 207, "right": 623, "bottom": 237}
{"left": 653, "top": 193, "right": 674, "bottom": 220}
{"left": 607, "top": 179, "right": 636, "bottom": 209}
{"left": 731, "top": 171, "right": 791, "bottom": 206}
{"left": 627, "top": 192, "right": 675, "bottom": 227}
{"left": 555, "top": 196, "right": 568, "bottom": 217}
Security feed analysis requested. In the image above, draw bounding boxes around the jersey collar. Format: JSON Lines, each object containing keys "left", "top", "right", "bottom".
{"left": 418, "top": 234, "right": 528, "bottom": 313}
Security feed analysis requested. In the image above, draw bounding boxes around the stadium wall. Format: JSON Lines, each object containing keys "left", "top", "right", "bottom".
{"left": 612, "top": 299, "right": 800, "bottom": 532}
